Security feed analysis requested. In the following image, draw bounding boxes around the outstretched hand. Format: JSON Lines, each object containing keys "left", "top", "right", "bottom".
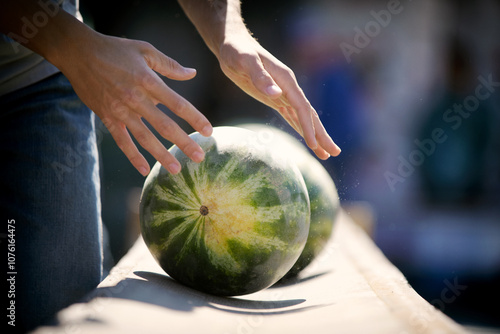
{"left": 217, "top": 32, "right": 341, "bottom": 159}
{"left": 55, "top": 30, "right": 213, "bottom": 176}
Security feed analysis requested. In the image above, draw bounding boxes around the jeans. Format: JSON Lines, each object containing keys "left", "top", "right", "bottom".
{"left": 1, "top": 73, "right": 103, "bottom": 332}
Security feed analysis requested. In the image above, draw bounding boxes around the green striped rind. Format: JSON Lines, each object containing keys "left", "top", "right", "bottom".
{"left": 140, "top": 127, "right": 310, "bottom": 296}
{"left": 239, "top": 124, "right": 340, "bottom": 278}
{"left": 286, "top": 153, "right": 339, "bottom": 277}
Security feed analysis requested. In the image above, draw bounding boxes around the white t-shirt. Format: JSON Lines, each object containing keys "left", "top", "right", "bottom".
{"left": 0, "top": 0, "right": 81, "bottom": 96}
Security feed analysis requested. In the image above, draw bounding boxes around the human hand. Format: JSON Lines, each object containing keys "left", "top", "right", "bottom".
{"left": 55, "top": 30, "right": 212, "bottom": 176}
{"left": 217, "top": 33, "right": 341, "bottom": 159}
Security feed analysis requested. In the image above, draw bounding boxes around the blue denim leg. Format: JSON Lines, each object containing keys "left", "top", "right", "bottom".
{"left": 0, "top": 73, "right": 103, "bottom": 332}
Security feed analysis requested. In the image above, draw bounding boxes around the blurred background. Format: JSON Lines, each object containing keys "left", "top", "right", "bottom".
{"left": 80, "top": 0, "right": 500, "bottom": 329}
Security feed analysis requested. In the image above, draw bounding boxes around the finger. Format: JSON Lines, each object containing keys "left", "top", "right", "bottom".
{"left": 143, "top": 45, "right": 197, "bottom": 81}
{"left": 283, "top": 89, "right": 317, "bottom": 150}
{"left": 276, "top": 106, "right": 330, "bottom": 160}
{"left": 279, "top": 106, "right": 333, "bottom": 160}
{"left": 278, "top": 105, "right": 301, "bottom": 135}
{"left": 312, "top": 113, "right": 342, "bottom": 157}
{"left": 135, "top": 99, "right": 207, "bottom": 164}
{"left": 144, "top": 70, "right": 212, "bottom": 137}
{"left": 240, "top": 55, "right": 283, "bottom": 99}
{"left": 126, "top": 117, "right": 182, "bottom": 174}
{"left": 106, "top": 120, "right": 151, "bottom": 176}
{"left": 311, "top": 146, "right": 331, "bottom": 160}
{"left": 266, "top": 61, "right": 318, "bottom": 149}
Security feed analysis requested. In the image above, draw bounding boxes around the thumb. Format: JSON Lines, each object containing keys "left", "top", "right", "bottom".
{"left": 247, "top": 58, "right": 282, "bottom": 99}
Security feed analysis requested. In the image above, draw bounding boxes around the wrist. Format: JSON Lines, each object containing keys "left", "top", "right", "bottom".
{"left": 214, "top": 21, "right": 252, "bottom": 59}
{"left": 39, "top": 11, "right": 95, "bottom": 72}
{"left": 178, "top": 0, "right": 249, "bottom": 59}
{"left": 0, "top": 0, "right": 92, "bottom": 71}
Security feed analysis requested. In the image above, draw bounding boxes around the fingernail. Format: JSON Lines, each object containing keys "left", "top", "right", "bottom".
{"left": 193, "top": 150, "right": 205, "bottom": 163}
{"left": 168, "top": 163, "right": 181, "bottom": 174}
{"left": 266, "top": 85, "right": 282, "bottom": 96}
{"left": 184, "top": 67, "right": 196, "bottom": 75}
{"left": 139, "top": 166, "right": 149, "bottom": 176}
{"left": 334, "top": 143, "right": 341, "bottom": 154}
{"left": 201, "top": 125, "right": 212, "bottom": 136}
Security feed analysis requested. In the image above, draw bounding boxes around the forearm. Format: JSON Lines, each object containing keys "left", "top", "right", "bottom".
{"left": 177, "top": 0, "right": 249, "bottom": 58}
{"left": 0, "top": 0, "right": 95, "bottom": 72}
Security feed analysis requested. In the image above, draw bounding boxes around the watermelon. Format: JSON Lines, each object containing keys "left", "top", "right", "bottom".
{"left": 239, "top": 124, "right": 340, "bottom": 278}
{"left": 139, "top": 126, "right": 310, "bottom": 296}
